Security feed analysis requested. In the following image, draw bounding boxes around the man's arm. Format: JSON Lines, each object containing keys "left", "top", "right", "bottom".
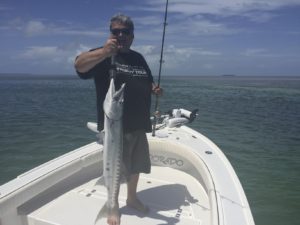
{"left": 74, "top": 38, "right": 119, "bottom": 73}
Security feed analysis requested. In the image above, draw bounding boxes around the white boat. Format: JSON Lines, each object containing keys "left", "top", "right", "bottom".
{"left": 0, "top": 109, "right": 255, "bottom": 225}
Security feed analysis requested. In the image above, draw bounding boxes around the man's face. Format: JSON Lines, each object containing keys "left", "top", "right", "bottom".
{"left": 110, "top": 22, "right": 134, "bottom": 53}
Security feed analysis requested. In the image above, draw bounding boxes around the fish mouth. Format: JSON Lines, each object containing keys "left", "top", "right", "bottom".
{"left": 117, "top": 39, "right": 130, "bottom": 49}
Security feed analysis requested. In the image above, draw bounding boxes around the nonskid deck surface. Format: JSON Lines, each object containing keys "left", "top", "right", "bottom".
{"left": 27, "top": 166, "right": 210, "bottom": 225}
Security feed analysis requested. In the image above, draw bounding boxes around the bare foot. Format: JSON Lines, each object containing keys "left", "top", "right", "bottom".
{"left": 126, "top": 198, "right": 149, "bottom": 214}
{"left": 107, "top": 206, "right": 120, "bottom": 225}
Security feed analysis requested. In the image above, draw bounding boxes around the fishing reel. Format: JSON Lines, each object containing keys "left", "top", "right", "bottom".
{"left": 152, "top": 108, "right": 198, "bottom": 128}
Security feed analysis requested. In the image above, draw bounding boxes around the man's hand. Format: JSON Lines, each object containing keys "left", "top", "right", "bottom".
{"left": 103, "top": 38, "right": 119, "bottom": 57}
{"left": 152, "top": 84, "right": 163, "bottom": 96}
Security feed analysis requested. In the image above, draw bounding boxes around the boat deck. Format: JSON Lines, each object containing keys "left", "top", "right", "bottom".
{"left": 0, "top": 125, "right": 255, "bottom": 225}
{"left": 25, "top": 166, "right": 209, "bottom": 225}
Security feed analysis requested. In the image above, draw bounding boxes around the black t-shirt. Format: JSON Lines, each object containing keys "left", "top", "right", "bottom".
{"left": 77, "top": 48, "right": 154, "bottom": 132}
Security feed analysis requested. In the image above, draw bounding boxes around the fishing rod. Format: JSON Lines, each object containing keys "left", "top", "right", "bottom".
{"left": 152, "top": 0, "right": 169, "bottom": 136}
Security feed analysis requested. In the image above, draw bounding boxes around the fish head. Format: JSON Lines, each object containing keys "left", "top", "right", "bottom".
{"left": 103, "top": 79, "right": 125, "bottom": 120}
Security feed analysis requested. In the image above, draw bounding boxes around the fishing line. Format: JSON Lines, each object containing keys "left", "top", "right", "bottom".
{"left": 152, "top": 0, "right": 169, "bottom": 136}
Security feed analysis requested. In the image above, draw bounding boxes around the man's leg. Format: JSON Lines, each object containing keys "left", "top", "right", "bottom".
{"left": 126, "top": 174, "right": 149, "bottom": 213}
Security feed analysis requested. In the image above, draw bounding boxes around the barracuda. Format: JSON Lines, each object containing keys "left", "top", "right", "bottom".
{"left": 95, "top": 78, "right": 125, "bottom": 224}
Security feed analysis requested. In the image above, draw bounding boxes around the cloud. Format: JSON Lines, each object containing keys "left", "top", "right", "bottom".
{"left": 25, "top": 20, "right": 102, "bottom": 37}
{"left": 20, "top": 46, "right": 59, "bottom": 59}
{"left": 133, "top": 44, "right": 221, "bottom": 72}
{"left": 3, "top": 19, "right": 102, "bottom": 37}
{"left": 25, "top": 21, "right": 47, "bottom": 36}
{"left": 17, "top": 43, "right": 91, "bottom": 71}
{"left": 134, "top": 16, "right": 163, "bottom": 27}
{"left": 131, "top": 1, "right": 287, "bottom": 40}
{"left": 241, "top": 48, "right": 282, "bottom": 58}
{"left": 130, "top": 0, "right": 300, "bottom": 21}
{"left": 243, "top": 48, "right": 268, "bottom": 56}
{"left": 243, "top": 11, "right": 277, "bottom": 23}
{"left": 145, "top": 0, "right": 300, "bottom": 15}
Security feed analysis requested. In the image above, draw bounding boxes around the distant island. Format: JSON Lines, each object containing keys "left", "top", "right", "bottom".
{"left": 222, "top": 74, "right": 237, "bottom": 77}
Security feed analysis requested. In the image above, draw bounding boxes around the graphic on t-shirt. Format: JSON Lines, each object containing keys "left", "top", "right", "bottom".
{"left": 116, "top": 62, "right": 148, "bottom": 77}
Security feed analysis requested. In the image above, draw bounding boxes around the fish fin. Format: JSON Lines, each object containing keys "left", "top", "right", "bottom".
{"left": 95, "top": 177, "right": 105, "bottom": 186}
{"left": 113, "top": 82, "right": 126, "bottom": 101}
{"left": 96, "top": 130, "right": 105, "bottom": 144}
{"left": 94, "top": 202, "right": 108, "bottom": 224}
{"left": 87, "top": 122, "right": 99, "bottom": 133}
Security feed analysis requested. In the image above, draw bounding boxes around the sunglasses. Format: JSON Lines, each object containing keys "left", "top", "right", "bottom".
{"left": 110, "top": 28, "right": 132, "bottom": 36}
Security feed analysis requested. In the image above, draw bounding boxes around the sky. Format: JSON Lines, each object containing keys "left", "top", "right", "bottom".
{"left": 0, "top": 0, "right": 300, "bottom": 76}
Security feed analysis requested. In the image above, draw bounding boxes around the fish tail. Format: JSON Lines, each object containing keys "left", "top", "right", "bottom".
{"left": 94, "top": 202, "right": 108, "bottom": 224}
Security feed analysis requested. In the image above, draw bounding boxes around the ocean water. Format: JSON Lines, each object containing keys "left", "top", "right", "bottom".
{"left": 0, "top": 74, "right": 299, "bottom": 225}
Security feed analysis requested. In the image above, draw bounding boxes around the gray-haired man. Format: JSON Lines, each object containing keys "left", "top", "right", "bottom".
{"left": 75, "top": 14, "right": 162, "bottom": 225}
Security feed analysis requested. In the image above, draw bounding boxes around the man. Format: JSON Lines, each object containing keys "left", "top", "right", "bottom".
{"left": 74, "top": 14, "right": 162, "bottom": 225}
